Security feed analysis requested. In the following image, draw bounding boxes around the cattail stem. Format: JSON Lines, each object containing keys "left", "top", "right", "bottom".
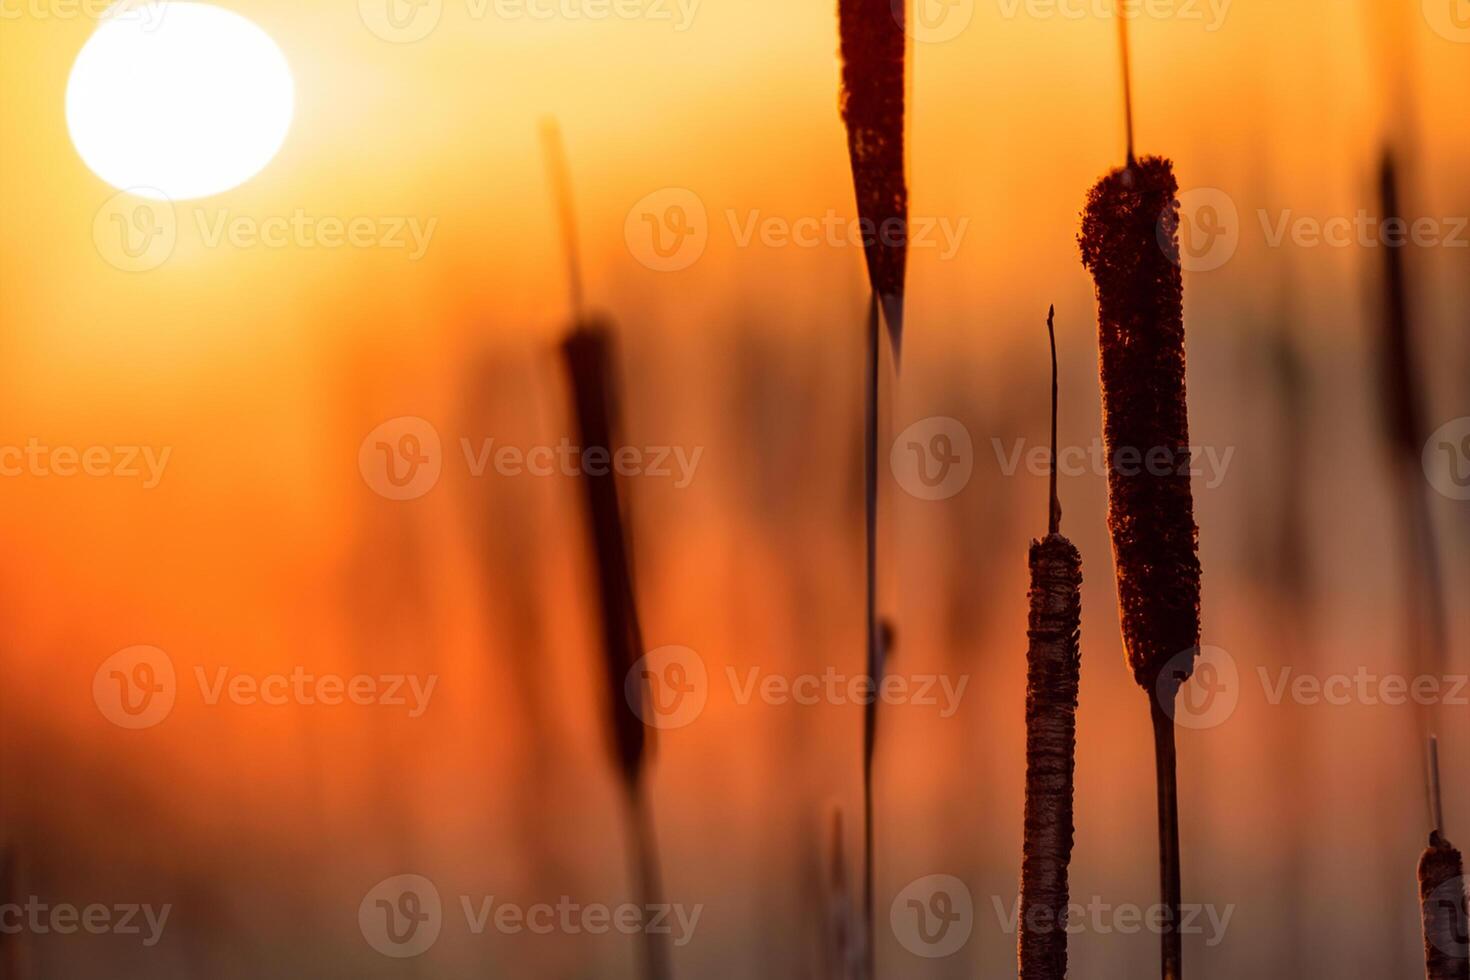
{"left": 1019, "top": 307, "right": 1083, "bottom": 980}
{"left": 627, "top": 775, "right": 673, "bottom": 980}
{"left": 1150, "top": 694, "right": 1183, "bottom": 980}
{"left": 1116, "top": 7, "right": 1136, "bottom": 167}
{"left": 862, "top": 292, "right": 880, "bottom": 980}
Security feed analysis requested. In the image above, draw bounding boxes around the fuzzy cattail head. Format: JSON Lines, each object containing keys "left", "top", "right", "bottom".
{"left": 1419, "top": 833, "right": 1470, "bottom": 979}
{"left": 1079, "top": 157, "right": 1201, "bottom": 695}
{"left": 839, "top": 0, "right": 908, "bottom": 353}
{"left": 561, "top": 321, "right": 649, "bottom": 787}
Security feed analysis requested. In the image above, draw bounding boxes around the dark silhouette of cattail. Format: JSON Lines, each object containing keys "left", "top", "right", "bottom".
{"left": 839, "top": 0, "right": 908, "bottom": 355}
{"left": 1419, "top": 738, "right": 1469, "bottom": 980}
{"left": 1019, "top": 307, "right": 1083, "bottom": 980}
{"left": 549, "top": 121, "right": 670, "bottom": 980}
{"left": 838, "top": 0, "right": 909, "bottom": 961}
{"left": 1376, "top": 151, "right": 1448, "bottom": 733}
{"left": 1079, "top": 146, "right": 1200, "bottom": 979}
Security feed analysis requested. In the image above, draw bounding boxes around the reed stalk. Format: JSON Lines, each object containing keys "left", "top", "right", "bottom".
{"left": 547, "top": 121, "right": 671, "bottom": 980}
{"left": 1018, "top": 307, "right": 1083, "bottom": 980}
{"left": 838, "top": 4, "right": 909, "bottom": 974}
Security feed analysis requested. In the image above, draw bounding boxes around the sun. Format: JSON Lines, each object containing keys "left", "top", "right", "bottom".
{"left": 66, "top": 2, "right": 295, "bottom": 201}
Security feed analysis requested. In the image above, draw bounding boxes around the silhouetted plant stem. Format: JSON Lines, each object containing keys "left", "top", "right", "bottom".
{"left": 1019, "top": 307, "right": 1083, "bottom": 980}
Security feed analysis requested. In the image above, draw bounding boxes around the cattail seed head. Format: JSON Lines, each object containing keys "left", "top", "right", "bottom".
{"left": 561, "top": 321, "right": 649, "bottom": 788}
{"left": 1020, "top": 532, "right": 1083, "bottom": 980}
{"left": 1079, "top": 157, "right": 1201, "bottom": 695}
{"left": 1419, "top": 833, "right": 1470, "bottom": 980}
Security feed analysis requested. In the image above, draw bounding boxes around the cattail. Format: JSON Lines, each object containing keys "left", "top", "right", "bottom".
{"left": 838, "top": 0, "right": 909, "bottom": 969}
{"left": 549, "top": 123, "right": 671, "bottom": 980}
{"left": 1420, "top": 738, "right": 1469, "bottom": 980}
{"left": 1376, "top": 151, "right": 1448, "bottom": 725}
{"left": 838, "top": 0, "right": 908, "bottom": 355}
{"left": 1019, "top": 307, "right": 1083, "bottom": 980}
{"left": 1078, "top": 23, "right": 1200, "bottom": 973}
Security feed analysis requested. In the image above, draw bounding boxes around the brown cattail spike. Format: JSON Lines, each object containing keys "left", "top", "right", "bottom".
{"left": 1079, "top": 156, "right": 1201, "bottom": 697}
{"left": 1419, "top": 832, "right": 1470, "bottom": 980}
{"left": 561, "top": 324, "right": 649, "bottom": 787}
{"left": 1020, "top": 307, "right": 1084, "bottom": 980}
{"left": 1081, "top": 156, "right": 1199, "bottom": 980}
{"left": 839, "top": 0, "right": 909, "bottom": 356}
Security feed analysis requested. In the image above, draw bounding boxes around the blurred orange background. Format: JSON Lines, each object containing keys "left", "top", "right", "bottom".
{"left": 2, "top": 0, "right": 1469, "bottom": 976}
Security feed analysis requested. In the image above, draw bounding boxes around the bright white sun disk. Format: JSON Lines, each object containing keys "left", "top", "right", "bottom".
{"left": 67, "top": 3, "right": 295, "bottom": 201}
